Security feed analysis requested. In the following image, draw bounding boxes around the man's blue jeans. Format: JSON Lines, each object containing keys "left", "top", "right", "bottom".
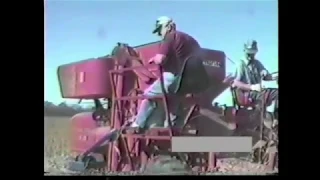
{"left": 135, "top": 72, "right": 176, "bottom": 128}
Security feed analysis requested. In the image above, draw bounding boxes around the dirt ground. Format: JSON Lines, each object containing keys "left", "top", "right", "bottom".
{"left": 44, "top": 117, "right": 71, "bottom": 173}
{"left": 44, "top": 116, "right": 277, "bottom": 175}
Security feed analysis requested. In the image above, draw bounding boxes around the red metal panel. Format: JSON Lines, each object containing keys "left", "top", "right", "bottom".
{"left": 57, "top": 56, "right": 115, "bottom": 99}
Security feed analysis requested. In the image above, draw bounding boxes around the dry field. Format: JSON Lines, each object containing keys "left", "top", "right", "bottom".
{"left": 44, "top": 116, "right": 277, "bottom": 175}
{"left": 44, "top": 116, "right": 71, "bottom": 173}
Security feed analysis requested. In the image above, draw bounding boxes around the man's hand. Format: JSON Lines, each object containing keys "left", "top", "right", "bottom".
{"left": 261, "top": 70, "right": 268, "bottom": 78}
{"left": 223, "top": 73, "right": 235, "bottom": 85}
{"left": 154, "top": 58, "right": 163, "bottom": 64}
{"left": 271, "top": 72, "right": 278, "bottom": 81}
{"left": 261, "top": 70, "right": 277, "bottom": 81}
{"left": 148, "top": 54, "right": 166, "bottom": 65}
{"left": 148, "top": 57, "right": 162, "bottom": 65}
{"left": 250, "top": 84, "right": 262, "bottom": 92}
{"left": 148, "top": 57, "right": 155, "bottom": 64}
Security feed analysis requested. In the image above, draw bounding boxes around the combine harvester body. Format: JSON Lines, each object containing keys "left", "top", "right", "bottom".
{"left": 57, "top": 41, "right": 277, "bottom": 173}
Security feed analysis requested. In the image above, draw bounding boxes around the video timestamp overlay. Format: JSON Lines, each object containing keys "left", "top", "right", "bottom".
{"left": 171, "top": 137, "right": 252, "bottom": 152}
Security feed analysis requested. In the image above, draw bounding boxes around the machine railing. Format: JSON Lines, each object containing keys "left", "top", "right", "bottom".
{"left": 109, "top": 63, "right": 172, "bottom": 129}
{"left": 107, "top": 63, "right": 178, "bottom": 171}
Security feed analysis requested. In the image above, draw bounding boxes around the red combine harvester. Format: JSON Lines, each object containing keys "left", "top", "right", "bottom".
{"left": 57, "top": 41, "right": 278, "bottom": 173}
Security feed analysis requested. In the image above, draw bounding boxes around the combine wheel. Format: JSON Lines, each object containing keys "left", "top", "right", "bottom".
{"left": 68, "top": 155, "right": 97, "bottom": 172}
{"left": 92, "top": 109, "right": 111, "bottom": 125}
{"left": 171, "top": 152, "right": 193, "bottom": 171}
{"left": 251, "top": 140, "right": 267, "bottom": 163}
{"left": 251, "top": 136, "right": 278, "bottom": 170}
{"left": 76, "top": 155, "right": 96, "bottom": 168}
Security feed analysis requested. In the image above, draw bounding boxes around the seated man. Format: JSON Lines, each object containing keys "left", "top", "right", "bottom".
{"left": 130, "top": 16, "right": 205, "bottom": 128}
{"left": 232, "top": 39, "right": 278, "bottom": 128}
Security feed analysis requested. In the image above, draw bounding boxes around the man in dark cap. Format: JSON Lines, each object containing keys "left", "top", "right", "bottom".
{"left": 232, "top": 40, "right": 278, "bottom": 128}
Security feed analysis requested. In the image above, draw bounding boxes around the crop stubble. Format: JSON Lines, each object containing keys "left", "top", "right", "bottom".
{"left": 44, "top": 116, "right": 71, "bottom": 172}
{"left": 44, "top": 116, "right": 277, "bottom": 175}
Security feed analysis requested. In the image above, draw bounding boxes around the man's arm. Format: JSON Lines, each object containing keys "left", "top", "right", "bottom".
{"left": 255, "top": 60, "right": 273, "bottom": 81}
{"left": 232, "top": 63, "right": 252, "bottom": 91}
{"left": 149, "top": 33, "right": 174, "bottom": 65}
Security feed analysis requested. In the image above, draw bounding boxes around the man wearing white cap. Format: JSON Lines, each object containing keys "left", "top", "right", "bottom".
{"left": 131, "top": 16, "right": 206, "bottom": 128}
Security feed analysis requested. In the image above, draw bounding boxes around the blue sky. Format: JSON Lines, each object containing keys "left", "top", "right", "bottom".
{"left": 45, "top": 0, "right": 278, "bottom": 105}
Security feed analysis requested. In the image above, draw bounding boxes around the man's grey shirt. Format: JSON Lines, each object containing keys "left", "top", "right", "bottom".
{"left": 233, "top": 58, "right": 267, "bottom": 85}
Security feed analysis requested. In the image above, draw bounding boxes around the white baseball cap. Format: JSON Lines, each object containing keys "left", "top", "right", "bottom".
{"left": 152, "top": 16, "right": 173, "bottom": 34}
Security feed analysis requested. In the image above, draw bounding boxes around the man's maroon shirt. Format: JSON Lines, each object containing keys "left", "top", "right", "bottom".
{"left": 159, "top": 30, "right": 201, "bottom": 75}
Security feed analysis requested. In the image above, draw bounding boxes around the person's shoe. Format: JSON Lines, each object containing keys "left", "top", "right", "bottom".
{"left": 164, "top": 114, "right": 177, "bottom": 127}
{"left": 127, "top": 116, "right": 138, "bottom": 127}
{"left": 227, "top": 122, "right": 237, "bottom": 130}
{"left": 126, "top": 116, "right": 139, "bottom": 127}
{"left": 272, "top": 119, "right": 278, "bottom": 128}
{"left": 263, "top": 118, "right": 273, "bottom": 129}
{"left": 263, "top": 112, "right": 274, "bottom": 129}
{"left": 128, "top": 116, "right": 136, "bottom": 123}
{"left": 130, "top": 121, "right": 140, "bottom": 128}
